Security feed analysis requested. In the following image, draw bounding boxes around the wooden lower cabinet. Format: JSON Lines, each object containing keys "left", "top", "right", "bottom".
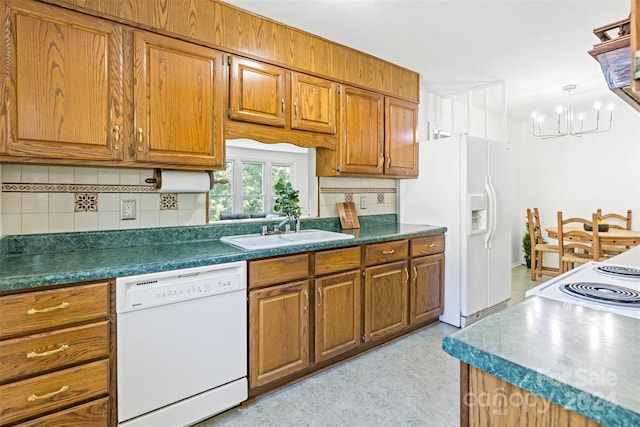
{"left": 364, "top": 260, "right": 409, "bottom": 343}
{"left": 248, "top": 236, "right": 444, "bottom": 395}
{"left": 249, "top": 280, "right": 310, "bottom": 388}
{"left": 314, "top": 270, "right": 361, "bottom": 363}
{"left": 410, "top": 253, "right": 444, "bottom": 325}
{"left": 462, "top": 363, "right": 602, "bottom": 427}
{"left": 0, "top": 281, "right": 112, "bottom": 426}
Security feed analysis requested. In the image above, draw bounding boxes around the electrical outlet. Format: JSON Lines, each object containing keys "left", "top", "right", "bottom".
{"left": 121, "top": 200, "right": 136, "bottom": 220}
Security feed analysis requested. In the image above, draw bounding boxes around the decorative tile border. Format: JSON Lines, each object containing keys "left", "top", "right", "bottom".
{"left": 320, "top": 187, "right": 396, "bottom": 194}
{"left": 2, "top": 183, "right": 156, "bottom": 193}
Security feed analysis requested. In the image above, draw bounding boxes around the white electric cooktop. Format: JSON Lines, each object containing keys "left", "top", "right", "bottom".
{"left": 526, "top": 261, "right": 640, "bottom": 320}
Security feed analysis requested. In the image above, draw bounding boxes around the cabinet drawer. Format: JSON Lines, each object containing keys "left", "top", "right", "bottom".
{"left": 410, "top": 234, "right": 445, "bottom": 257}
{"left": 0, "top": 322, "right": 109, "bottom": 383}
{"left": 315, "top": 247, "right": 361, "bottom": 276}
{"left": 365, "top": 240, "right": 408, "bottom": 266}
{"left": 0, "top": 359, "right": 109, "bottom": 426}
{"left": 249, "top": 254, "right": 310, "bottom": 289}
{"left": 0, "top": 282, "right": 110, "bottom": 339}
{"left": 17, "top": 397, "right": 109, "bottom": 427}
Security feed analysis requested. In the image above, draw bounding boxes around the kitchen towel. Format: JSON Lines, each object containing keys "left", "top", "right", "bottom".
{"left": 153, "top": 169, "right": 212, "bottom": 193}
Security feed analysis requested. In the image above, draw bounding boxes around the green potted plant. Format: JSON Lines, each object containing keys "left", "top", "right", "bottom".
{"left": 522, "top": 222, "right": 532, "bottom": 269}
{"left": 273, "top": 178, "right": 302, "bottom": 219}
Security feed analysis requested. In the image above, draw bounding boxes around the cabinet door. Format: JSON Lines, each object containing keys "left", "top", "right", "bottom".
{"left": 229, "top": 56, "right": 286, "bottom": 127}
{"left": 133, "top": 31, "right": 224, "bottom": 167}
{"left": 315, "top": 270, "right": 361, "bottom": 362}
{"left": 2, "top": 0, "right": 123, "bottom": 160}
{"left": 384, "top": 97, "right": 418, "bottom": 177}
{"left": 410, "top": 253, "right": 444, "bottom": 325}
{"left": 364, "top": 260, "right": 409, "bottom": 342}
{"left": 339, "top": 86, "right": 384, "bottom": 174}
{"left": 291, "top": 72, "right": 337, "bottom": 134}
{"left": 249, "top": 280, "right": 310, "bottom": 388}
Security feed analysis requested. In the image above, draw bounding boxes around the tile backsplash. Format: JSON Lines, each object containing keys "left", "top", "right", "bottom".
{"left": 2, "top": 165, "right": 206, "bottom": 235}
{"left": 1, "top": 164, "right": 398, "bottom": 236}
{"left": 318, "top": 177, "right": 397, "bottom": 218}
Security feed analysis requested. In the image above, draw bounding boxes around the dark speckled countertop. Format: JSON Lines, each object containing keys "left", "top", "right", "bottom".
{"left": 443, "top": 294, "right": 640, "bottom": 426}
{"left": 0, "top": 215, "right": 446, "bottom": 292}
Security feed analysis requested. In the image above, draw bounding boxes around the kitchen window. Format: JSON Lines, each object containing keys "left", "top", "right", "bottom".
{"left": 209, "top": 140, "right": 316, "bottom": 222}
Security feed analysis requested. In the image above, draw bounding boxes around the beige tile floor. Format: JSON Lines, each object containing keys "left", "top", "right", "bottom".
{"left": 196, "top": 265, "right": 548, "bottom": 427}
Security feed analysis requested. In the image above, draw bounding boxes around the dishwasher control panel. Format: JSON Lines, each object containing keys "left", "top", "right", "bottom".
{"left": 116, "top": 261, "right": 247, "bottom": 313}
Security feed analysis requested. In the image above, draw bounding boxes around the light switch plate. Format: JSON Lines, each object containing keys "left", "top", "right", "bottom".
{"left": 121, "top": 200, "right": 136, "bottom": 220}
{"left": 360, "top": 196, "right": 367, "bottom": 209}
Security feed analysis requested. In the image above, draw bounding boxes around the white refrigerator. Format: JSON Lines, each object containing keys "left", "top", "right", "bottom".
{"left": 399, "top": 134, "right": 512, "bottom": 327}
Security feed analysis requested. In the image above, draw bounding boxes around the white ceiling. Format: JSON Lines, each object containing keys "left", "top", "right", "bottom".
{"left": 223, "top": 0, "right": 632, "bottom": 122}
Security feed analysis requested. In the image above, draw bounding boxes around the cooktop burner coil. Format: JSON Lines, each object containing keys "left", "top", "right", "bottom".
{"left": 560, "top": 282, "right": 640, "bottom": 307}
{"left": 594, "top": 264, "right": 640, "bottom": 279}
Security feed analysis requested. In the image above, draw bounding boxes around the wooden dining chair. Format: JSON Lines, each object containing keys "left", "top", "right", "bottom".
{"left": 557, "top": 211, "right": 607, "bottom": 273}
{"left": 527, "top": 208, "right": 559, "bottom": 280}
{"left": 596, "top": 209, "right": 633, "bottom": 256}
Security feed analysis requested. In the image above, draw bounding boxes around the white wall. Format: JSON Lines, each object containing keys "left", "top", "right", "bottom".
{"left": 515, "top": 104, "right": 640, "bottom": 265}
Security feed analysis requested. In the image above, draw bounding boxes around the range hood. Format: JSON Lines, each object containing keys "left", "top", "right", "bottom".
{"left": 588, "top": 12, "right": 640, "bottom": 113}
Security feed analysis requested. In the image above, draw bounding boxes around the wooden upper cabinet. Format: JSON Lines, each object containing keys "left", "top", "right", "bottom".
{"left": 384, "top": 97, "right": 418, "bottom": 177}
{"left": 316, "top": 87, "right": 419, "bottom": 178}
{"left": 1, "top": 0, "right": 123, "bottom": 160}
{"left": 290, "top": 72, "right": 337, "bottom": 134}
{"left": 229, "top": 56, "right": 286, "bottom": 127}
{"left": 133, "top": 31, "right": 225, "bottom": 167}
{"left": 339, "top": 86, "right": 384, "bottom": 174}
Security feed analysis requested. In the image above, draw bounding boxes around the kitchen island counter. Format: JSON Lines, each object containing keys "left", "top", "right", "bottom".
{"left": 443, "top": 293, "right": 640, "bottom": 426}
{"left": 0, "top": 217, "right": 445, "bottom": 292}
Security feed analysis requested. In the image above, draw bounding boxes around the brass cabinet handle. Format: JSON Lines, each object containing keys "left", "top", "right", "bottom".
{"left": 137, "top": 128, "right": 144, "bottom": 152}
{"left": 303, "top": 290, "right": 309, "bottom": 312}
{"left": 27, "top": 302, "right": 69, "bottom": 315}
{"left": 412, "top": 265, "right": 418, "bottom": 283}
{"left": 378, "top": 153, "right": 384, "bottom": 167}
{"left": 27, "top": 343, "right": 70, "bottom": 359}
{"left": 382, "top": 249, "right": 395, "bottom": 255}
{"left": 28, "top": 385, "right": 69, "bottom": 402}
{"left": 386, "top": 155, "right": 391, "bottom": 169}
{"left": 113, "top": 125, "right": 121, "bottom": 149}
{"left": 426, "top": 243, "right": 436, "bottom": 248}
{"left": 281, "top": 99, "right": 285, "bottom": 115}
{"left": 403, "top": 268, "right": 409, "bottom": 285}
{"left": 294, "top": 102, "right": 299, "bottom": 119}
{"left": 317, "top": 288, "right": 322, "bottom": 307}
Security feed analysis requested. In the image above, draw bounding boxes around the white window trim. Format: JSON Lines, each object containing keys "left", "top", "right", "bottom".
{"left": 211, "top": 140, "right": 317, "bottom": 221}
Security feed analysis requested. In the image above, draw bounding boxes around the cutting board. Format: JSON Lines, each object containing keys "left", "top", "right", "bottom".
{"left": 336, "top": 202, "right": 360, "bottom": 229}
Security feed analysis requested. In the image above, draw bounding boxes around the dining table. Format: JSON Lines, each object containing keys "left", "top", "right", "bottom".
{"left": 545, "top": 227, "right": 640, "bottom": 247}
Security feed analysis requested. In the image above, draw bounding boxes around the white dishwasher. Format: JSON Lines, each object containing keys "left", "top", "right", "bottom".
{"left": 116, "top": 261, "right": 247, "bottom": 427}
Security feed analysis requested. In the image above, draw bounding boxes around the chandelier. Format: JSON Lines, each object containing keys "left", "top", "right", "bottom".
{"left": 531, "top": 84, "right": 613, "bottom": 139}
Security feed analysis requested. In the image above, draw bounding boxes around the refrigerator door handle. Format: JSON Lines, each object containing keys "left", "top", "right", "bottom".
{"left": 484, "top": 176, "right": 497, "bottom": 248}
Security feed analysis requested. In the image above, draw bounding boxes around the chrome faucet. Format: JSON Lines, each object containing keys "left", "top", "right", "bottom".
{"left": 270, "top": 216, "right": 300, "bottom": 234}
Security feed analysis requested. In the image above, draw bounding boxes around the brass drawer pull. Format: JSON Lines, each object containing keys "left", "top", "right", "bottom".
{"left": 382, "top": 249, "right": 395, "bottom": 255}
{"left": 27, "top": 343, "right": 70, "bottom": 359}
{"left": 27, "top": 302, "right": 69, "bottom": 315}
{"left": 426, "top": 243, "right": 436, "bottom": 248}
{"left": 28, "top": 385, "right": 69, "bottom": 402}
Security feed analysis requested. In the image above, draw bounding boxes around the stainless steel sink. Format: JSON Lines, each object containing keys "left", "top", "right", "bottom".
{"left": 220, "top": 229, "right": 355, "bottom": 250}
